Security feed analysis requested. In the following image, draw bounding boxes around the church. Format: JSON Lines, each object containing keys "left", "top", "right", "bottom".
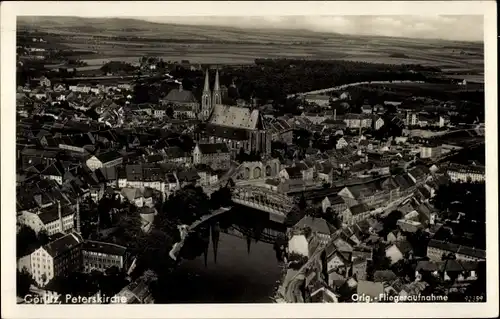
{"left": 195, "top": 69, "right": 271, "bottom": 157}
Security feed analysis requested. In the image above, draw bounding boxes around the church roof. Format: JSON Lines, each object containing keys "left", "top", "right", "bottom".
{"left": 164, "top": 88, "right": 197, "bottom": 103}
{"left": 208, "top": 104, "right": 262, "bottom": 130}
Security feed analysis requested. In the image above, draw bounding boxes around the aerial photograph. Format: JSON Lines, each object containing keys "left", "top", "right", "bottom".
{"left": 15, "top": 14, "right": 486, "bottom": 304}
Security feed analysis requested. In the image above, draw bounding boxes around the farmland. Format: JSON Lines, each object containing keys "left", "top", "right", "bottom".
{"left": 17, "top": 16, "right": 483, "bottom": 79}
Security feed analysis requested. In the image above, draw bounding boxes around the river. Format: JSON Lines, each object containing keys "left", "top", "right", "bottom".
{"left": 155, "top": 206, "right": 286, "bottom": 303}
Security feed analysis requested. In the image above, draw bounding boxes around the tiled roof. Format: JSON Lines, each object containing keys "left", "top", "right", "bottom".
{"left": 95, "top": 151, "right": 122, "bottom": 164}
{"left": 197, "top": 143, "right": 229, "bottom": 154}
{"left": 44, "top": 233, "right": 83, "bottom": 258}
{"left": 204, "top": 123, "right": 249, "bottom": 141}
{"left": 349, "top": 203, "right": 370, "bottom": 216}
{"left": 38, "top": 204, "right": 74, "bottom": 224}
{"left": 294, "top": 216, "right": 331, "bottom": 235}
{"left": 82, "top": 240, "right": 127, "bottom": 256}
{"left": 164, "top": 88, "right": 197, "bottom": 103}
{"left": 208, "top": 104, "right": 262, "bottom": 130}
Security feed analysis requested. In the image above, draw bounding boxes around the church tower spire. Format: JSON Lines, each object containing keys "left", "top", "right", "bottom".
{"left": 212, "top": 68, "right": 222, "bottom": 107}
{"left": 201, "top": 69, "right": 212, "bottom": 120}
{"left": 203, "top": 69, "right": 210, "bottom": 92}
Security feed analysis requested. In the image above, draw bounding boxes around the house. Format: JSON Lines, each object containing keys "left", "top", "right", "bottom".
{"left": 322, "top": 195, "right": 348, "bottom": 214}
{"left": 301, "top": 112, "right": 327, "bottom": 124}
{"left": 19, "top": 202, "right": 75, "bottom": 236}
{"left": 294, "top": 162, "right": 314, "bottom": 181}
{"left": 86, "top": 151, "right": 123, "bottom": 171}
{"left": 40, "top": 162, "right": 65, "bottom": 185}
{"left": 288, "top": 233, "right": 310, "bottom": 257}
{"left": 342, "top": 203, "right": 371, "bottom": 226}
{"left": 396, "top": 219, "right": 423, "bottom": 233}
{"left": 361, "top": 105, "right": 372, "bottom": 114}
{"left": 30, "top": 233, "right": 84, "bottom": 287}
{"left": 385, "top": 240, "right": 413, "bottom": 264}
{"left": 113, "top": 277, "right": 154, "bottom": 304}
{"left": 69, "top": 84, "right": 91, "bottom": 93}
{"left": 264, "top": 179, "right": 280, "bottom": 192}
{"left": 294, "top": 216, "right": 332, "bottom": 244}
{"left": 279, "top": 167, "right": 303, "bottom": 182}
{"left": 344, "top": 113, "right": 373, "bottom": 129}
{"left": 420, "top": 144, "right": 442, "bottom": 159}
{"left": 351, "top": 257, "right": 369, "bottom": 280}
{"left": 446, "top": 163, "right": 485, "bottom": 183}
{"left": 426, "top": 239, "right": 485, "bottom": 262}
{"left": 324, "top": 242, "right": 352, "bottom": 276}
{"left": 308, "top": 283, "right": 339, "bottom": 303}
{"left": 192, "top": 143, "right": 230, "bottom": 171}
{"left": 39, "top": 76, "right": 51, "bottom": 87}
{"left": 175, "top": 170, "right": 201, "bottom": 187}
{"left": 336, "top": 137, "right": 349, "bottom": 150}
{"left": 373, "top": 116, "right": 385, "bottom": 130}
{"left": 82, "top": 241, "right": 128, "bottom": 273}
{"left": 165, "top": 146, "right": 192, "bottom": 165}
{"left": 304, "top": 95, "right": 331, "bottom": 108}
{"left": 316, "top": 164, "right": 336, "bottom": 184}
{"left": 53, "top": 83, "right": 66, "bottom": 92}
{"left": 120, "top": 187, "right": 155, "bottom": 208}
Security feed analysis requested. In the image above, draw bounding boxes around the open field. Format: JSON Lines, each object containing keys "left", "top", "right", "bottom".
{"left": 18, "top": 16, "right": 483, "bottom": 76}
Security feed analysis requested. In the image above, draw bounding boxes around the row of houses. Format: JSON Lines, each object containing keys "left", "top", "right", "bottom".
{"left": 18, "top": 232, "right": 129, "bottom": 288}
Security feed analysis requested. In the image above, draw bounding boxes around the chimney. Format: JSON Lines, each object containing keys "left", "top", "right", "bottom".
{"left": 58, "top": 200, "right": 64, "bottom": 233}
{"left": 76, "top": 196, "right": 81, "bottom": 234}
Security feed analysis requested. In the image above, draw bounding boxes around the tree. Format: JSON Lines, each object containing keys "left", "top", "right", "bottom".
{"left": 37, "top": 229, "right": 50, "bottom": 246}
{"left": 17, "top": 225, "right": 39, "bottom": 257}
{"left": 367, "top": 241, "right": 391, "bottom": 280}
{"left": 161, "top": 185, "right": 210, "bottom": 225}
{"left": 380, "top": 210, "right": 403, "bottom": 237}
{"left": 17, "top": 269, "right": 34, "bottom": 298}
{"left": 298, "top": 193, "right": 307, "bottom": 211}
{"left": 165, "top": 106, "right": 174, "bottom": 118}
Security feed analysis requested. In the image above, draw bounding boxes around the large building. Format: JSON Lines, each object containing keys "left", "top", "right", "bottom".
{"left": 160, "top": 83, "right": 200, "bottom": 114}
{"left": 196, "top": 104, "right": 271, "bottom": 156}
{"left": 30, "top": 233, "right": 84, "bottom": 287}
{"left": 82, "top": 240, "right": 128, "bottom": 273}
{"left": 446, "top": 163, "right": 485, "bottom": 183}
{"left": 18, "top": 201, "right": 76, "bottom": 236}
{"left": 193, "top": 143, "right": 231, "bottom": 171}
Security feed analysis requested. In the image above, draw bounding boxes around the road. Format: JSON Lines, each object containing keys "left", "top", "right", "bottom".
{"left": 287, "top": 80, "right": 426, "bottom": 98}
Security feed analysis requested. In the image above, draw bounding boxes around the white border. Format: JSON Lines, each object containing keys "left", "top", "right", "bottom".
{"left": 1, "top": 1, "right": 498, "bottom": 318}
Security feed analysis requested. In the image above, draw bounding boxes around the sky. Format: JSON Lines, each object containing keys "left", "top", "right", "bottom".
{"left": 138, "top": 15, "right": 483, "bottom": 42}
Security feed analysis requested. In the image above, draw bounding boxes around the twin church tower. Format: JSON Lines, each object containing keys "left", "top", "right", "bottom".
{"left": 200, "top": 69, "right": 222, "bottom": 120}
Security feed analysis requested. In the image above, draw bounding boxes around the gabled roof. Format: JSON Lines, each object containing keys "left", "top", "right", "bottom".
{"left": 164, "top": 88, "right": 197, "bottom": 103}
{"left": 294, "top": 216, "right": 331, "bottom": 235}
{"left": 283, "top": 166, "right": 302, "bottom": 178}
{"left": 38, "top": 203, "right": 74, "bottom": 225}
{"left": 43, "top": 233, "right": 83, "bottom": 258}
{"left": 95, "top": 151, "right": 122, "bottom": 164}
{"left": 196, "top": 143, "right": 229, "bottom": 154}
{"left": 349, "top": 203, "right": 371, "bottom": 216}
{"left": 82, "top": 240, "right": 127, "bottom": 256}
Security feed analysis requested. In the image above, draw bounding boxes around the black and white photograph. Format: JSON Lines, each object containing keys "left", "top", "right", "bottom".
{"left": 1, "top": 1, "right": 498, "bottom": 318}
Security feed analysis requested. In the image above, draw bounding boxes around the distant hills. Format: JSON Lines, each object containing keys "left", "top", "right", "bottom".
{"left": 17, "top": 16, "right": 480, "bottom": 46}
